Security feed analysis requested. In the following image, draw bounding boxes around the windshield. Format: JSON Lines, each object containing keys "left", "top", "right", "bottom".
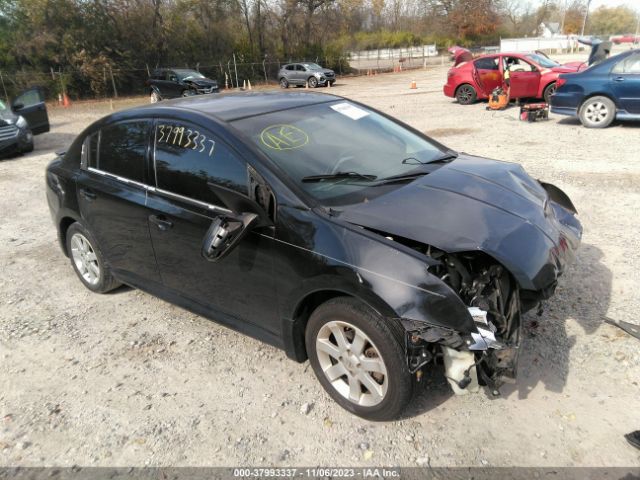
{"left": 302, "top": 63, "right": 323, "bottom": 70}
{"left": 233, "top": 101, "right": 447, "bottom": 206}
{"left": 175, "top": 69, "right": 205, "bottom": 80}
{"left": 525, "top": 54, "right": 559, "bottom": 68}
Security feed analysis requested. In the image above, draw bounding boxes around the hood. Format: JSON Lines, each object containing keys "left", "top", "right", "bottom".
{"left": 335, "top": 154, "right": 581, "bottom": 290}
{"left": 185, "top": 78, "right": 218, "bottom": 87}
{"left": 0, "top": 108, "right": 18, "bottom": 125}
{"left": 553, "top": 63, "right": 582, "bottom": 73}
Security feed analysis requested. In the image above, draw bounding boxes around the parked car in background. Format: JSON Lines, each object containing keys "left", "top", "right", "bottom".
{"left": 146, "top": 68, "right": 219, "bottom": 103}
{"left": 46, "top": 92, "right": 581, "bottom": 420}
{"left": 278, "top": 63, "right": 336, "bottom": 88}
{"left": 0, "top": 86, "right": 50, "bottom": 158}
{"left": 551, "top": 49, "right": 640, "bottom": 128}
{"left": 444, "top": 51, "right": 583, "bottom": 105}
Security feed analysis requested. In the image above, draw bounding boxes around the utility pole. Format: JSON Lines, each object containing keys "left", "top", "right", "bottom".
{"left": 560, "top": 0, "right": 568, "bottom": 34}
{"left": 580, "top": 0, "right": 592, "bottom": 37}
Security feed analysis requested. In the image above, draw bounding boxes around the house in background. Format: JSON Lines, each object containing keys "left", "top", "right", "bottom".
{"left": 539, "top": 22, "right": 562, "bottom": 38}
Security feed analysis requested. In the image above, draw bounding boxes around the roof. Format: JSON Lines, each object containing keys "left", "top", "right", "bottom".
{"left": 136, "top": 91, "right": 342, "bottom": 122}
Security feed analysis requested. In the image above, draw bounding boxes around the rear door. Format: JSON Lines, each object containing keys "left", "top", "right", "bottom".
{"left": 76, "top": 119, "right": 162, "bottom": 285}
{"left": 11, "top": 87, "right": 49, "bottom": 134}
{"left": 472, "top": 56, "right": 502, "bottom": 95}
{"left": 505, "top": 57, "right": 541, "bottom": 99}
{"left": 611, "top": 53, "right": 640, "bottom": 114}
{"left": 146, "top": 118, "right": 280, "bottom": 333}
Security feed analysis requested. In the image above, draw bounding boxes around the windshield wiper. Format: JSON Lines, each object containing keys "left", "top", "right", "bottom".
{"left": 373, "top": 172, "right": 428, "bottom": 185}
{"left": 301, "top": 172, "right": 377, "bottom": 183}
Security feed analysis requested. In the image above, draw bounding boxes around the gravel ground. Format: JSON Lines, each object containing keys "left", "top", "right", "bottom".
{"left": 1, "top": 57, "right": 639, "bottom": 468}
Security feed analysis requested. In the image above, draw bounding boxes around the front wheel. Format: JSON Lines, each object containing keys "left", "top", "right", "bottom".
{"left": 455, "top": 84, "right": 477, "bottom": 105}
{"left": 579, "top": 96, "right": 615, "bottom": 128}
{"left": 308, "top": 76, "right": 318, "bottom": 88}
{"left": 150, "top": 90, "right": 161, "bottom": 103}
{"left": 66, "top": 222, "right": 120, "bottom": 293}
{"left": 305, "top": 297, "right": 413, "bottom": 421}
{"left": 543, "top": 82, "right": 556, "bottom": 104}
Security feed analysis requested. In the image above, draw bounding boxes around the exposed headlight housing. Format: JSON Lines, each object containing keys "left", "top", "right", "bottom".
{"left": 16, "top": 116, "right": 28, "bottom": 129}
{"left": 314, "top": 72, "right": 324, "bottom": 79}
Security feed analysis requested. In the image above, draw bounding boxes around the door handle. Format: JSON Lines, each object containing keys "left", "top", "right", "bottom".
{"left": 149, "top": 214, "right": 173, "bottom": 231}
{"left": 79, "top": 188, "right": 96, "bottom": 201}
{"left": 614, "top": 76, "right": 625, "bottom": 82}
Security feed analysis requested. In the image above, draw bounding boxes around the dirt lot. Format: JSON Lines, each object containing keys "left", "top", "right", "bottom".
{"left": 1, "top": 58, "right": 640, "bottom": 468}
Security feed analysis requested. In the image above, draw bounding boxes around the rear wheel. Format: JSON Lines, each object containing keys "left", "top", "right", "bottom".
{"left": 279, "top": 78, "right": 289, "bottom": 89}
{"left": 579, "top": 96, "right": 615, "bottom": 128}
{"left": 543, "top": 82, "right": 557, "bottom": 104}
{"left": 305, "top": 297, "right": 413, "bottom": 421}
{"left": 66, "top": 222, "right": 120, "bottom": 293}
{"left": 455, "top": 84, "right": 477, "bottom": 105}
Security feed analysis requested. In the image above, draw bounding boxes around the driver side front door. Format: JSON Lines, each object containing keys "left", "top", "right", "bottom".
{"left": 145, "top": 119, "right": 280, "bottom": 335}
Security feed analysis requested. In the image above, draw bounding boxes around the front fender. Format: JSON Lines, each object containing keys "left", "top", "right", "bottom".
{"left": 275, "top": 207, "right": 477, "bottom": 360}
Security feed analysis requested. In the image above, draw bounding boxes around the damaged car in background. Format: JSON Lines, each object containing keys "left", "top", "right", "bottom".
{"left": 46, "top": 92, "right": 581, "bottom": 420}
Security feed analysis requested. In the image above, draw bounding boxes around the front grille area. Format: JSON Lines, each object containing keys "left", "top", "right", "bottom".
{"left": 0, "top": 125, "right": 19, "bottom": 142}
{"left": 197, "top": 86, "right": 218, "bottom": 94}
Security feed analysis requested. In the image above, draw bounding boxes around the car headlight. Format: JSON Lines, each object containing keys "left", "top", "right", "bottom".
{"left": 16, "top": 116, "right": 28, "bottom": 129}
{"left": 314, "top": 72, "right": 323, "bottom": 79}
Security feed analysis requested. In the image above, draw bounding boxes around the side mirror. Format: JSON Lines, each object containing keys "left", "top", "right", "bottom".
{"left": 201, "top": 212, "right": 259, "bottom": 262}
{"left": 12, "top": 102, "right": 24, "bottom": 111}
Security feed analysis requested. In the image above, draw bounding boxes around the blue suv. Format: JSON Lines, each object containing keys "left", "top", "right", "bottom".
{"left": 551, "top": 49, "right": 640, "bottom": 128}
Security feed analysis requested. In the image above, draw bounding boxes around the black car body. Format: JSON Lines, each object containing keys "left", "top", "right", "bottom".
{"left": 46, "top": 92, "right": 581, "bottom": 420}
{"left": 278, "top": 63, "right": 336, "bottom": 88}
{"left": 1, "top": 87, "right": 50, "bottom": 158}
{"left": 551, "top": 49, "right": 640, "bottom": 128}
{"left": 146, "top": 68, "right": 219, "bottom": 103}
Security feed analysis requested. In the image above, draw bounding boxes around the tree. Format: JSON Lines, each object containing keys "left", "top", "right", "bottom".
{"left": 589, "top": 5, "right": 638, "bottom": 35}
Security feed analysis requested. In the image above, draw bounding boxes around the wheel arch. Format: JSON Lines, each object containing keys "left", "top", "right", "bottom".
{"left": 59, "top": 214, "right": 80, "bottom": 257}
{"left": 579, "top": 92, "right": 619, "bottom": 111}
{"left": 282, "top": 288, "right": 395, "bottom": 363}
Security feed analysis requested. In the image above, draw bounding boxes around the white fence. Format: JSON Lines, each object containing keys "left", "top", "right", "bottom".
{"left": 348, "top": 44, "right": 438, "bottom": 61}
{"left": 500, "top": 36, "right": 579, "bottom": 53}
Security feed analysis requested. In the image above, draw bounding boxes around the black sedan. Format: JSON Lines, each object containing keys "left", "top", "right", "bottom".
{"left": 551, "top": 49, "right": 640, "bottom": 128}
{"left": 46, "top": 92, "right": 581, "bottom": 420}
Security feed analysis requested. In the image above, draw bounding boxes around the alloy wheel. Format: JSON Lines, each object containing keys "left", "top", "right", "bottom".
{"left": 457, "top": 85, "right": 474, "bottom": 104}
{"left": 315, "top": 320, "right": 388, "bottom": 407}
{"left": 70, "top": 233, "right": 100, "bottom": 286}
{"left": 585, "top": 101, "right": 609, "bottom": 124}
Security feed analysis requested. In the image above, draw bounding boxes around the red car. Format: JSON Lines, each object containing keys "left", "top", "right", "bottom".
{"left": 443, "top": 51, "right": 583, "bottom": 105}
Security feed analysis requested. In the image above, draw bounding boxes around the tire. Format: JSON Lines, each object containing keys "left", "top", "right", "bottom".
{"left": 308, "top": 76, "right": 318, "bottom": 88}
{"left": 182, "top": 89, "right": 195, "bottom": 97}
{"left": 305, "top": 297, "right": 413, "bottom": 421}
{"left": 21, "top": 141, "right": 34, "bottom": 153}
{"left": 455, "top": 84, "right": 477, "bottom": 105}
{"left": 65, "top": 222, "right": 120, "bottom": 294}
{"left": 578, "top": 96, "right": 615, "bottom": 128}
{"left": 150, "top": 91, "right": 161, "bottom": 103}
{"left": 543, "top": 82, "right": 556, "bottom": 104}
{"left": 279, "top": 77, "right": 289, "bottom": 89}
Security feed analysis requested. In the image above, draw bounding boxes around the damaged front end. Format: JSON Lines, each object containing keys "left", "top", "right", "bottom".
{"left": 400, "top": 248, "right": 522, "bottom": 396}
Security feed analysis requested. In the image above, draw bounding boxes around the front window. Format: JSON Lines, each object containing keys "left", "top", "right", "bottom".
{"left": 233, "top": 101, "right": 448, "bottom": 206}
{"left": 525, "top": 54, "right": 560, "bottom": 68}
{"left": 174, "top": 69, "right": 205, "bottom": 81}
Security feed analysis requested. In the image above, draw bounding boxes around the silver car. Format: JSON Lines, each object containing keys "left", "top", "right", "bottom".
{"left": 278, "top": 62, "right": 336, "bottom": 88}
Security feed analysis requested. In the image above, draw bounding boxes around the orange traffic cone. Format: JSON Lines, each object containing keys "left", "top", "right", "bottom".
{"left": 62, "top": 93, "right": 71, "bottom": 108}
{"left": 410, "top": 80, "right": 417, "bottom": 89}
